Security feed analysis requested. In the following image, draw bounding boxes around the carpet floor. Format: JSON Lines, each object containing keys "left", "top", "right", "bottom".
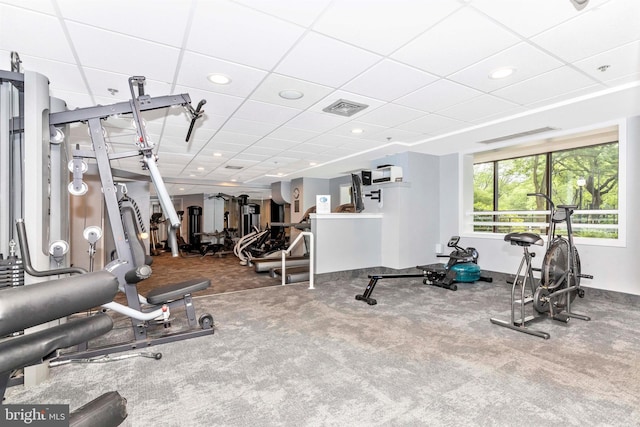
{"left": 4, "top": 255, "right": 640, "bottom": 426}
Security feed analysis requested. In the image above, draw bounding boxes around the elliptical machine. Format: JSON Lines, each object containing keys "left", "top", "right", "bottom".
{"left": 356, "top": 236, "right": 493, "bottom": 306}
{"left": 490, "top": 193, "right": 592, "bottom": 339}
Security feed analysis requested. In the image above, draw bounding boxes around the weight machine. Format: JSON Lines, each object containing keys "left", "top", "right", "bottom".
{"left": 44, "top": 75, "right": 214, "bottom": 358}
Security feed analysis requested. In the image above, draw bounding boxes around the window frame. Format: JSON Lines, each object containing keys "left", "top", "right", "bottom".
{"left": 462, "top": 121, "right": 626, "bottom": 248}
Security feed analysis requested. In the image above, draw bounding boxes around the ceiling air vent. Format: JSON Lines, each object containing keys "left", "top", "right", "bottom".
{"left": 477, "top": 127, "right": 558, "bottom": 144}
{"left": 225, "top": 165, "right": 243, "bottom": 170}
{"left": 322, "top": 99, "right": 369, "bottom": 117}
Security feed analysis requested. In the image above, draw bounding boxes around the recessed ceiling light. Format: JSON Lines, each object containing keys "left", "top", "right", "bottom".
{"left": 489, "top": 67, "right": 516, "bottom": 79}
{"left": 189, "top": 174, "right": 196, "bottom": 177}
{"left": 279, "top": 89, "right": 304, "bottom": 100}
{"left": 309, "top": 162, "right": 317, "bottom": 166}
{"left": 351, "top": 128, "right": 364, "bottom": 134}
{"left": 213, "top": 152, "right": 222, "bottom": 157}
{"left": 231, "top": 179, "right": 237, "bottom": 182}
{"left": 197, "top": 167, "right": 205, "bottom": 171}
{"left": 179, "top": 187, "right": 185, "bottom": 191}
{"left": 207, "top": 73, "right": 231, "bottom": 85}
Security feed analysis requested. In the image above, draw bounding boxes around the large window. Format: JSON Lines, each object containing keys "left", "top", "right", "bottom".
{"left": 473, "top": 140, "right": 619, "bottom": 239}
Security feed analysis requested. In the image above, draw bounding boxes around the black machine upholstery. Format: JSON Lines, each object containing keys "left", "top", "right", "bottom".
{"left": 504, "top": 232, "right": 544, "bottom": 247}
{"left": 0, "top": 270, "right": 127, "bottom": 426}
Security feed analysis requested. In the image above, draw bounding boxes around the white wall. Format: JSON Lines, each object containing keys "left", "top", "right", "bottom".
{"left": 439, "top": 116, "right": 640, "bottom": 296}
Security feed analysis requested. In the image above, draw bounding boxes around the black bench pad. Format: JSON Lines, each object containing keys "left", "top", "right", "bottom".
{"left": 146, "top": 278, "right": 211, "bottom": 305}
{"left": 0, "top": 314, "right": 113, "bottom": 373}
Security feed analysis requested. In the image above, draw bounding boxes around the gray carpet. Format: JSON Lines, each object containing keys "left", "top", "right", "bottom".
{"left": 4, "top": 273, "right": 640, "bottom": 426}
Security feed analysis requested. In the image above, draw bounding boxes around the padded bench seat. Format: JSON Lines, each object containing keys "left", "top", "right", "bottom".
{"left": 146, "top": 278, "right": 210, "bottom": 305}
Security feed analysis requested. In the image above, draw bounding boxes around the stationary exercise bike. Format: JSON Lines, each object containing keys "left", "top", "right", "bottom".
{"left": 356, "top": 236, "right": 493, "bottom": 305}
{"left": 490, "top": 193, "right": 592, "bottom": 339}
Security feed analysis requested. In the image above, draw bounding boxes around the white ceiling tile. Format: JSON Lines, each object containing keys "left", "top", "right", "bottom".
{"left": 250, "top": 73, "right": 334, "bottom": 109}
{"left": 83, "top": 68, "right": 173, "bottom": 102}
{"left": 233, "top": 100, "right": 302, "bottom": 125}
{"left": 17, "top": 55, "right": 85, "bottom": 94}
{"left": 573, "top": 40, "right": 640, "bottom": 83}
{"left": 274, "top": 32, "right": 382, "bottom": 87}
{"left": 357, "top": 103, "right": 426, "bottom": 127}
{"left": 209, "top": 131, "right": 261, "bottom": 146}
{"left": 342, "top": 60, "right": 438, "bottom": 102}
{"left": 285, "top": 111, "right": 347, "bottom": 133}
{"left": 526, "top": 84, "right": 606, "bottom": 110}
{"left": 0, "top": 6, "right": 75, "bottom": 63}
{"left": 243, "top": 145, "right": 283, "bottom": 156}
{"left": 601, "top": 71, "right": 640, "bottom": 87}
{"left": 267, "top": 127, "right": 319, "bottom": 142}
{"left": 220, "top": 118, "right": 280, "bottom": 136}
{"left": 471, "top": 0, "right": 610, "bottom": 38}
{"left": 233, "top": 152, "right": 270, "bottom": 163}
{"left": 437, "top": 95, "right": 520, "bottom": 122}
{"left": 233, "top": 0, "right": 331, "bottom": 27}
{"left": 448, "top": 43, "right": 564, "bottom": 92}
{"left": 158, "top": 135, "right": 207, "bottom": 155}
{"left": 289, "top": 143, "right": 330, "bottom": 154}
{"left": 177, "top": 51, "right": 267, "bottom": 98}
{"left": 188, "top": 0, "right": 305, "bottom": 70}
{"left": 313, "top": 0, "right": 461, "bottom": 55}
{"left": 253, "top": 137, "right": 300, "bottom": 150}
{"left": 493, "top": 66, "right": 601, "bottom": 105}
{"left": 329, "top": 121, "right": 388, "bottom": 139}
{"left": 306, "top": 134, "right": 361, "bottom": 148}
{"left": 395, "top": 79, "right": 483, "bottom": 112}
{"left": 0, "top": 0, "right": 56, "bottom": 14}
{"left": 202, "top": 141, "right": 246, "bottom": 153}
{"left": 173, "top": 85, "right": 245, "bottom": 118}
{"left": 391, "top": 7, "right": 520, "bottom": 76}
{"left": 66, "top": 23, "right": 180, "bottom": 82}
{"left": 378, "top": 128, "right": 427, "bottom": 144}
{"left": 397, "top": 114, "right": 468, "bottom": 134}
{"left": 57, "top": 0, "right": 190, "bottom": 47}
{"left": 531, "top": 0, "right": 640, "bottom": 62}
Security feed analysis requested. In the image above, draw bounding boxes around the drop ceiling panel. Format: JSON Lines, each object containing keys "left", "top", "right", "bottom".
{"left": 267, "top": 127, "right": 319, "bottom": 143}
{"left": 448, "top": 43, "right": 564, "bottom": 93}
{"left": 358, "top": 104, "right": 426, "bottom": 128}
{"left": 243, "top": 145, "right": 283, "bottom": 156}
{"left": 83, "top": 69, "right": 173, "bottom": 103}
{"left": 16, "top": 55, "right": 85, "bottom": 94}
{"left": 494, "top": 66, "right": 601, "bottom": 105}
{"left": 437, "top": 95, "right": 520, "bottom": 123}
{"left": 531, "top": 0, "right": 640, "bottom": 63}
{"left": 308, "top": 90, "right": 385, "bottom": 116}
{"left": 377, "top": 128, "right": 427, "bottom": 144}
{"left": 220, "top": 117, "right": 281, "bottom": 136}
{"left": 232, "top": 100, "right": 302, "bottom": 125}
{"left": 341, "top": 60, "right": 438, "bottom": 102}
{"left": 177, "top": 51, "right": 267, "bottom": 98}
{"left": 188, "top": 0, "right": 305, "bottom": 70}
{"left": 285, "top": 111, "right": 347, "bottom": 133}
{"left": 573, "top": 40, "right": 640, "bottom": 83}
{"left": 253, "top": 137, "right": 300, "bottom": 150}
{"left": 470, "top": 0, "right": 609, "bottom": 38}
{"left": 329, "top": 121, "right": 388, "bottom": 138}
{"left": 233, "top": 0, "right": 332, "bottom": 27}
{"left": 158, "top": 136, "right": 208, "bottom": 155}
{"left": 173, "top": 85, "right": 245, "bottom": 118}
{"left": 0, "top": 6, "right": 75, "bottom": 63}
{"left": 66, "top": 23, "right": 180, "bottom": 82}
{"left": 250, "top": 73, "right": 334, "bottom": 109}
{"left": 48, "top": 89, "right": 92, "bottom": 110}
{"left": 391, "top": 7, "right": 520, "bottom": 76}
{"left": 209, "top": 131, "right": 261, "bottom": 146}
{"left": 1, "top": 0, "right": 55, "bottom": 14}
{"left": 56, "top": 0, "right": 190, "bottom": 47}
{"left": 398, "top": 113, "right": 468, "bottom": 135}
{"left": 313, "top": 0, "right": 461, "bottom": 55}
{"left": 396, "top": 79, "right": 483, "bottom": 113}
{"left": 274, "top": 31, "right": 382, "bottom": 87}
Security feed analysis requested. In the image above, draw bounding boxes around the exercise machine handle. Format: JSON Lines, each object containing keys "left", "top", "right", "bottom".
{"left": 185, "top": 99, "right": 206, "bottom": 142}
{"left": 527, "top": 192, "right": 555, "bottom": 210}
{"left": 15, "top": 219, "right": 87, "bottom": 277}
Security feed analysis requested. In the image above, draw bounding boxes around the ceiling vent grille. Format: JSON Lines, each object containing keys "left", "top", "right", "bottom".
{"left": 322, "top": 99, "right": 369, "bottom": 117}
{"left": 225, "top": 165, "right": 243, "bottom": 170}
{"left": 477, "top": 127, "right": 558, "bottom": 144}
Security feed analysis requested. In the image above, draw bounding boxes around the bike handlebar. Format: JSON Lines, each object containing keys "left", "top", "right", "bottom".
{"left": 527, "top": 192, "right": 555, "bottom": 210}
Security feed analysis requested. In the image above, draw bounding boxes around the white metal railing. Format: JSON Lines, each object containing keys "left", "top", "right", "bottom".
{"left": 281, "top": 231, "right": 314, "bottom": 289}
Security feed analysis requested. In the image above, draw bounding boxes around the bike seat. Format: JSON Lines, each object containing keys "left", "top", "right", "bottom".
{"left": 504, "top": 232, "right": 544, "bottom": 247}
